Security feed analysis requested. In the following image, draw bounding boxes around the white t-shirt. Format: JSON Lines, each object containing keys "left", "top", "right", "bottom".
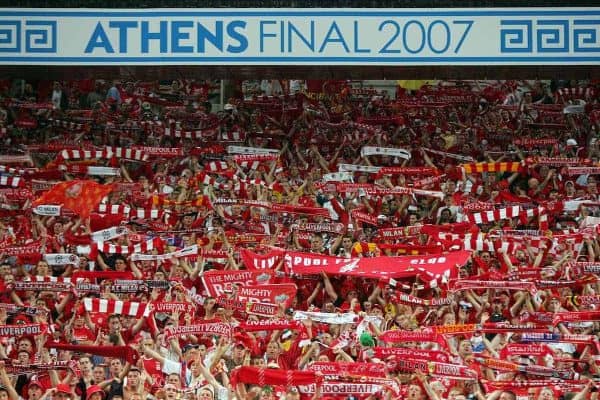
{"left": 52, "top": 89, "right": 62, "bottom": 109}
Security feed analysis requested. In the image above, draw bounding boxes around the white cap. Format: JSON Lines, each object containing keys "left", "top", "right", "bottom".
{"left": 567, "top": 138, "right": 578, "bottom": 146}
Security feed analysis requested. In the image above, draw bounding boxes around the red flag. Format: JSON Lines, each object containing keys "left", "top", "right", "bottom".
{"left": 285, "top": 250, "right": 470, "bottom": 283}
{"left": 33, "top": 180, "right": 114, "bottom": 218}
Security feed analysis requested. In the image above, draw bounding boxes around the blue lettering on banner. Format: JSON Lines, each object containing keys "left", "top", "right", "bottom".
{"left": 85, "top": 22, "right": 114, "bottom": 53}
{"left": 259, "top": 20, "right": 276, "bottom": 53}
{"left": 319, "top": 22, "right": 350, "bottom": 53}
{"left": 24, "top": 21, "right": 56, "bottom": 53}
{"left": 500, "top": 20, "right": 533, "bottom": 53}
{"left": 0, "top": 21, "right": 21, "bottom": 52}
{"left": 226, "top": 20, "right": 247, "bottom": 53}
{"left": 197, "top": 21, "right": 223, "bottom": 52}
{"left": 573, "top": 20, "right": 600, "bottom": 52}
{"left": 536, "top": 20, "right": 569, "bottom": 53}
{"left": 140, "top": 21, "right": 168, "bottom": 53}
{"left": 109, "top": 20, "right": 138, "bottom": 53}
{"left": 353, "top": 21, "right": 370, "bottom": 53}
{"left": 500, "top": 18, "right": 600, "bottom": 53}
{"left": 171, "top": 21, "right": 193, "bottom": 53}
{"left": 0, "top": 9, "right": 599, "bottom": 65}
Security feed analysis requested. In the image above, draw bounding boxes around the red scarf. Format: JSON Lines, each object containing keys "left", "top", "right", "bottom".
{"left": 48, "top": 343, "right": 139, "bottom": 364}
{"left": 379, "top": 329, "right": 446, "bottom": 348}
{"left": 451, "top": 280, "right": 536, "bottom": 293}
{"left": 71, "top": 270, "right": 134, "bottom": 282}
{"left": 236, "top": 319, "right": 301, "bottom": 332}
{"left": 393, "top": 293, "right": 452, "bottom": 307}
{"left": 13, "top": 281, "right": 72, "bottom": 292}
{"left": 0, "top": 323, "right": 46, "bottom": 338}
{"left": 528, "top": 157, "right": 590, "bottom": 167}
{"left": 552, "top": 311, "right": 600, "bottom": 326}
{"left": 164, "top": 323, "right": 232, "bottom": 341}
{"left": 152, "top": 302, "right": 195, "bottom": 314}
{"left": 499, "top": 344, "right": 551, "bottom": 359}
{"left": 390, "top": 358, "right": 477, "bottom": 380}
{"left": 307, "top": 362, "right": 385, "bottom": 378}
{"left": 375, "top": 166, "right": 439, "bottom": 178}
{"left": 369, "top": 346, "right": 450, "bottom": 363}
{"left": 230, "top": 366, "right": 322, "bottom": 387}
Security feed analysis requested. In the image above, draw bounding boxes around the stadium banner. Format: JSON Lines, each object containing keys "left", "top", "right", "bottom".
{"left": 0, "top": 8, "right": 599, "bottom": 65}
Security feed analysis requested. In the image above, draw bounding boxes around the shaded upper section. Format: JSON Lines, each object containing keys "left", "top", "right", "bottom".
{"left": 2, "top": 0, "right": 598, "bottom": 7}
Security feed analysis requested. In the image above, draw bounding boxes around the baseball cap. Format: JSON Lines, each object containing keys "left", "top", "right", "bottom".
{"left": 85, "top": 385, "right": 104, "bottom": 400}
{"left": 56, "top": 383, "right": 72, "bottom": 395}
{"left": 28, "top": 379, "right": 44, "bottom": 391}
{"left": 182, "top": 343, "right": 199, "bottom": 353}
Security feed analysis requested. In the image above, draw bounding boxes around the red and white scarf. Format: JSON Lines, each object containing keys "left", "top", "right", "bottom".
{"left": 60, "top": 165, "right": 120, "bottom": 176}
{"left": 131, "top": 146, "right": 184, "bottom": 158}
{"left": 466, "top": 205, "right": 521, "bottom": 225}
{"left": 164, "top": 322, "right": 232, "bottom": 341}
{"left": 379, "top": 329, "right": 445, "bottom": 346}
{"left": 83, "top": 297, "right": 149, "bottom": 318}
{"left": 337, "top": 163, "right": 381, "bottom": 173}
{"left": 564, "top": 167, "right": 600, "bottom": 176}
{"left": 514, "top": 138, "right": 558, "bottom": 148}
{"left": 43, "top": 253, "right": 80, "bottom": 265}
{"left": 0, "top": 176, "right": 23, "bottom": 188}
{"left": 236, "top": 319, "right": 300, "bottom": 332}
{"left": 227, "top": 145, "right": 279, "bottom": 155}
{"left": 307, "top": 362, "right": 385, "bottom": 378}
{"left": 296, "top": 222, "right": 345, "bottom": 234}
{"left": 451, "top": 280, "right": 537, "bottom": 293}
{"left": 13, "top": 281, "right": 73, "bottom": 292}
{"left": 162, "top": 127, "right": 215, "bottom": 139}
{"left": 95, "top": 204, "right": 131, "bottom": 215}
{"left": 152, "top": 302, "right": 195, "bottom": 314}
{"left": 394, "top": 293, "right": 452, "bottom": 307}
{"left": 94, "top": 237, "right": 163, "bottom": 255}
{"left": 499, "top": 344, "right": 552, "bottom": 358}
{"left": 32, "top": 205, "right": 64, "bottom": 216}
{"left": 233, "top": 153, "right": 278, "bottom": 163}
{"left": 552, "top": 311, "right": 600, "bottom": 326}
{"left": 293, "top": 311, "right": 357, "bottom": 325}
{"left": 0, "top": 323, "right": 47, "bottom": 338}
{"left": 368, "top": 346, "right": 450, "bottom": 363}
{"left": 528, "top": 157, "right": 589, "bottom": 167}
{"left": 391, "top": 358, "right": 477, "bottom": 380}
{"left": 375, "top": 166, "right": 439, "bottom": 178}
{"left": 91, "top": 226, "right": 128, "bottom": 243}
{"left": 361, "top": 146, "right": 411, "bottom": 159}
{"left": 351, "top": 210, "right": 379, "bottom": 225}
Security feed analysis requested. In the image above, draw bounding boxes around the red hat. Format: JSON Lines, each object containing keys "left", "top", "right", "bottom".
{"left": 548, "top": 290, "right": 562, "bottom": 302}
{"left": 56, "top": 383, "right": 72, "bottom": 394}
{"left": 28, "top": 378, "right": 44, "bottom": 391}
{"left": 85, "top": 385, "right": 104, "bottom": 400}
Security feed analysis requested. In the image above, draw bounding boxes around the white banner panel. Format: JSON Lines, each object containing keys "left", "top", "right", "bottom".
{"left": 0, "top": 8, "right": 599, "bottom": 65}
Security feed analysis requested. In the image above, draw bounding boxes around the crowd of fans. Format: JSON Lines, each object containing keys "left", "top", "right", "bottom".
{"left": 0, "top": 76, "right": 599, "bottom": 400}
